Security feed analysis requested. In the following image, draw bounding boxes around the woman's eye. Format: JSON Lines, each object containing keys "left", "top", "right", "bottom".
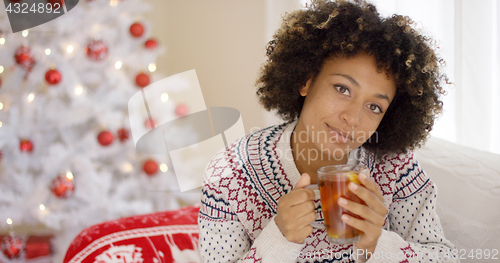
{"left": 335, "top": 85, "right": 350, "bottom": 96}
{"left": 368, "top": 104, "right": 383, "bottom": 114}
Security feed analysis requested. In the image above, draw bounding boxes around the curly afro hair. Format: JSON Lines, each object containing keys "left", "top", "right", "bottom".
{"left": 256, "top": 0, "right": 449, "bottom": 157}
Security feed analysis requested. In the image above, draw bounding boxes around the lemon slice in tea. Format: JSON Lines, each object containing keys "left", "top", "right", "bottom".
{"left": 328, "top": 233, "right": 340, "bottom": 239}
{"left": 346, "top": 171, "right": 361, "bottom": 184}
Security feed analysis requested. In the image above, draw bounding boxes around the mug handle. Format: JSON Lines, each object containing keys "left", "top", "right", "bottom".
{"left": 304, "top": 185, "right": 325, "bottom": 229}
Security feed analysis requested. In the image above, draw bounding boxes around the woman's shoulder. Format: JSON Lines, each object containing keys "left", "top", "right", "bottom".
{"left": 224, "top": 121, "right": 291, "bottom": 152}
{"left": 369, "top": 149, "right": 432, "bottom": 197}
{"left": 202, "top": 122, "right": 292, "bottom": 189}
{"left": 365, "top": 148, "right": 420, "bottom": 167}
{"left": 365, "top": 148, "right": 425, "bottom": 180}
{"left": 205, "top": 122, "right": 291, "bottom": 167}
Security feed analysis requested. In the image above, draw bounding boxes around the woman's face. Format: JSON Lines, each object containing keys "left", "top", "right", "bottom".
{"left": 295, "top": 52, "right": 397, "bottom": 162}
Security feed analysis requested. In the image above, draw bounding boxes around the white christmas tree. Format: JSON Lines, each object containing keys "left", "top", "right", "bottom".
{"left": 0, "top": 0, "right": 199, "bottom": 261}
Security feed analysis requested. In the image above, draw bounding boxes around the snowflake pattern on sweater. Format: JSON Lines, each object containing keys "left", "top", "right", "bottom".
{"left": 198, "top": 122, "right": 458, "bottom": 263}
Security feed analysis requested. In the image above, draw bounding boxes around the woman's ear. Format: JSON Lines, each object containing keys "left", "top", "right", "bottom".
{"left": 300, "top": 78, "right": 313, "bottom": 97}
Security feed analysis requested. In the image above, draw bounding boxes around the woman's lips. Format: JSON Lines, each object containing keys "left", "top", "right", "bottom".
{"left": 327, "top": 124, "right": 352, "bottom": 143}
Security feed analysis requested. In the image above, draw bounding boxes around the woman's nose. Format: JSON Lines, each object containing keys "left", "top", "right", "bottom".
{"left": 339, "top": 104, "right": 361, "bottom": 128}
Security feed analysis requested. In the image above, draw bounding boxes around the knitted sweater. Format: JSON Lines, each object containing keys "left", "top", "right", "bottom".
{"left": 198, "top": 122, "right": 458, "bottom": 263}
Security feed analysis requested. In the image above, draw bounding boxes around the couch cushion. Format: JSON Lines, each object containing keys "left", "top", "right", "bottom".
{"left": 63, "top": 205, "right": 200, "bottom": 263}
{"left": 415, "top": 137, "right": 500, "bottom": 262}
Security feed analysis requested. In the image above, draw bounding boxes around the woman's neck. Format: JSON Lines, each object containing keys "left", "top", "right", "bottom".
{"left": 290, "top": 127, "right": 348, "bottom": 184}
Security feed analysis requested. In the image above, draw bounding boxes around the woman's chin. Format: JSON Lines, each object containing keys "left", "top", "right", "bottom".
{"left": 318, "top": 143, "right": 352, "bottom": 162}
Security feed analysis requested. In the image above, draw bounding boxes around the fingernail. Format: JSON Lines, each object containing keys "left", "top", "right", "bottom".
{"left": 349, "top": 182, "right": 358, "bottom": 190}
{"left": 338, "top": 197, "right": 348, "bottom": 206}
{"left": 341, "top": 214, "right": 349, "bottom": 222}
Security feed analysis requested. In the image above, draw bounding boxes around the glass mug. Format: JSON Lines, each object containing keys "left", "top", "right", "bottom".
{"left": 307, "top": 164, "right": 367, "bottom": 244}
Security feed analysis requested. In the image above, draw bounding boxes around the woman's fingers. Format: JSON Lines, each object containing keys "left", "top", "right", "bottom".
{"left": 340, "top": 213, "right": 382, "bottom": 244}
{"left": 348, "top": 179, "right": 387, "bottom": 217}
{"left": 275, "top": 184, "right": 317, "bottom": 244}
{"left": 338, "top": 197, "right": 385, "bottom": 227}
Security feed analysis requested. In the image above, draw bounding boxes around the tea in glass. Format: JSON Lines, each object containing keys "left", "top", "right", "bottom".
{"left": 317, "top": 164, "right": 367, "bottom": 244}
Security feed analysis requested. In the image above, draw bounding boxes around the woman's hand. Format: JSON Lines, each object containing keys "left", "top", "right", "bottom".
{"left": 338, "top": 170, "right": 387, "bottom": 254}
{"left": 275, "top": 173, "right": 316, "bottom": 244}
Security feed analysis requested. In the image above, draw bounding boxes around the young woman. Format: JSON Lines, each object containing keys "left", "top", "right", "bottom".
{"left": 198, "top": 0, "right": 457, "bottom": 262}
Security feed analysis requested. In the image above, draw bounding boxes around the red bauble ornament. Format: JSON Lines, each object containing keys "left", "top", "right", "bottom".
{"left": 19, "top": 139, "right": 33, "bottom": 152}
{"left": 97, "top": 131, "right": 113, "bottom": 146}
{"left": 15, "top": 46, "right": 30, "bottom": 64}
{"left": 129, "top": 22, "right": 144, "bottom": 38}
{"left": 14, "top": 46, "right": 35, "bottom": 72}
{"left": 50, "top": 174, "right": 75, "bottom": 198}
{"left": 144, "top": 38, "right": 158, "bottom": 49}
{"left": 144, "top": 118, "right": 156, "bottom": 129}
{"left": 45, "top": 69, "right": 62, "bottom": 85}
{"left": 1, "top": 235, "right": 25, "bottom": 259}
{"left": 85, "top": 40, "right": 108, "bottom": 62}
{"left": 135, "top": 73, "right": 150, "bottom": 88}
{"left": 117, "top": 128, "right": 129, "bottom": 142}
{"left": 143, "top": 159, "right": 158, "bottom": 175}
{"left": 175, "top": 104, "right": 188, "bottom": 117}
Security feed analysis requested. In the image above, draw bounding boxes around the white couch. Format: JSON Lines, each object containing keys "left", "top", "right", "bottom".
{"left": 415, "top": 137, "right": 500, "bottom": 263}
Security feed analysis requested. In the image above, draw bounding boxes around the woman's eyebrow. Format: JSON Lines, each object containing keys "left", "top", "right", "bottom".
{"left": 375, "top": 93, "right": 391, "bottom": 104}
{"left": 331, "top": 73, "right": 359, "bottom": 87}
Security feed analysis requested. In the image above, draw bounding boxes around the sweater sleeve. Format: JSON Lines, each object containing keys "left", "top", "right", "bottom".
{"left": 198, "top": 150, "right": 305, "bottom": 263}
{"left": 362, "top": 152, "right": 460, "bottom": 263}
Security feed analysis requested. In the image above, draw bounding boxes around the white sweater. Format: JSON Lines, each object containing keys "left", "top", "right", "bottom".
{"left": 198, "top": 121, "right": 459, "bottom": 262}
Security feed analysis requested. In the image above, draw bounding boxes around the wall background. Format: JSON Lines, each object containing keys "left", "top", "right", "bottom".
{"left": 146, "top": 0, "right": 302, "bottom": 134}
